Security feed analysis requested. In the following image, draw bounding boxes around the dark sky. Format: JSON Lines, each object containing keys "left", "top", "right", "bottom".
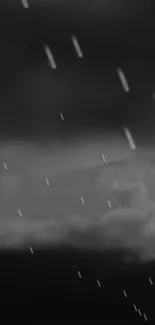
{"left": 0, "top": 0, "right": 155, "bottom": 144}
{"left": 1, "top": 2, "right": 155, "bottom": 325}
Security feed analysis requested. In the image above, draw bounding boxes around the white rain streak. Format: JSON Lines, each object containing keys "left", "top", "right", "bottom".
{"left": 123, "top": 290, "right": 127, "bottom": 298}
{"left": 117, "top": 68, "right": 130, "bottom": 92}
{"left": 78, "top": 271, "right": 82, "bottom": 278}
{"left": 29, "top": 246, "right": 34, "bottom": 254}
{"left": 101, "top": 154, "right": 106, "bottom": 162}
{"left": 149, "top": 277, "right": 153, "bottom": 285}
{"left": 138, "top": 309, "right": 142, "bottom": 316}
{"left": 44, "top": 45, "right": 57, "bottom": 70}
{"left": 133, "top": 304, "right": 137, "bottom": 312}
{"left": 60, "top": 113, "right": 64, "bottom": 121}
{"left": 108, "top": 200, "right": 111, "bottom": 208}
{"left": 4, "top": 162, "right": 8, "bottom": 170}
{"left": 18, "top": 209, "right": 22, "bottom": 217}
{"left": 153, "top": 93, "right": 155, "bottom": 101}
{"left": 46, "top": 178, "right": 50, "bottom": 186}
{"left": 144, "top": 313, "right": 147, "bottom": 321}
{"left": 20, "top": 0, "right": 29, "bottom": 8}
{"left": 71, "top": 36, "right": 83, "bottom": 58}
{"left": 81, "top": 197, "right": 84, "bottom": 204}
{"left": 124, "top": 127, "right": 136, "bottom": 150}
{"left": 97, "top": 280, "right": 101, "bottom": 287}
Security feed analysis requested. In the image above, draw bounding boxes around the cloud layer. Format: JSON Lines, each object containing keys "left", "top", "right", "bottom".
{"left": 1, "top": 141, "right": 155, "bottom": 262}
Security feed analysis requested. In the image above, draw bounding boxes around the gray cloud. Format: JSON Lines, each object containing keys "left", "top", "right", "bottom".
{"left": 0, "top": 140, "right": 155, "bottom": 263}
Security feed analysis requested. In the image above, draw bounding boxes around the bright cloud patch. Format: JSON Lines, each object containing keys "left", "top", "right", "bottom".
{"left": 0, "top": 142, "right": 155, "bottom": 262}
